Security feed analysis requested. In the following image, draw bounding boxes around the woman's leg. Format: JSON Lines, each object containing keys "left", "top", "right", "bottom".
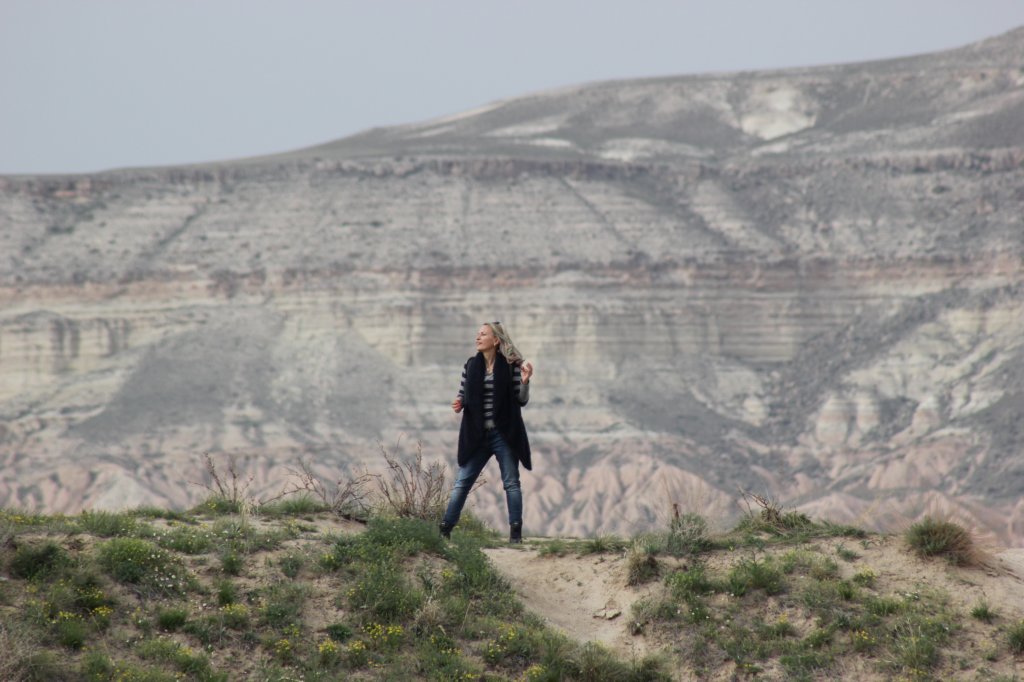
{"left": 489, "top": 430, "right": 522, "bottom": 527}
{"left": 441, "top": 447, "right": 490, "bottom": 529}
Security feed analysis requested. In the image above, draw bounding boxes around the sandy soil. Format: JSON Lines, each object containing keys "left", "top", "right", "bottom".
{"left": 485, "top": 538, "right": 1024, "bottom": 679}
{"left": 483, "top": 545, "right": 685, "bottom": 659}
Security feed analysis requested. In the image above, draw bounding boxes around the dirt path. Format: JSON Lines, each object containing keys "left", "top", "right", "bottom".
{"left": 485, "top": 541, "right": 1024, "bottom": 674}
{"left": 483, "top": 546, "right": 672, "bottom": 659}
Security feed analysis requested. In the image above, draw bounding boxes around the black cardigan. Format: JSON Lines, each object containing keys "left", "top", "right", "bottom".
{"left": 457, "top": 352, "right": 532, "bottom": 470}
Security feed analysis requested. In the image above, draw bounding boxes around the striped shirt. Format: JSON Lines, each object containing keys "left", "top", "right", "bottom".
{"left": 458, "top": 362, "right": 530, "bottom": 429}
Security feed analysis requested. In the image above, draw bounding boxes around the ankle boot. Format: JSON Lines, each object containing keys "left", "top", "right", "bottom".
{"left": 439, "top": 522, "right": 453, "bottom": 539}
{"left": 509, "top": 522, "right": 522, "bottom": 544}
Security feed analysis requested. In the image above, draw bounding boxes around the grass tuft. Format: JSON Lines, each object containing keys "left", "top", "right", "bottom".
{"left": 9, "top": 541, "right": 70, "bottom": 580}
{"left": 727, "top": 556, "right": 785, "bottom": 596}
{"left": 78, "top": 510, "right": 141, "bottom": 538}
{"left": 665, "top": 512, "right": 713, "bottom": 556}
{"left": 279, "top": 552, "right": 305, "bottom": 579}
{"left": 156, "top": 606, "right": 189, "bottom": 632}
{"left": 1008, "top": 620, "right": 1024, "bottom": 654}
{"left": 578, "top": 535, "right": 628, "bottom": 555}
{"left": 970, "top": 600, "right": 996, "bottom": 623}
{"left": 537, "top": 539, "right": 570, "bottom": 557}
{"left": 905, "top": 516, "right": 980, "bottom": 566}
{"left": 260, "top": 495, "right": 328, "bottom": 517}
{"left": 626, "top": 542, "right": 660, "bottom": 586}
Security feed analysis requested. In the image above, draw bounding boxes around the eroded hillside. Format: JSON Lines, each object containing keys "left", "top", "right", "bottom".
{"left": 1, "top": 28, "right": 1023, "bottom": 542}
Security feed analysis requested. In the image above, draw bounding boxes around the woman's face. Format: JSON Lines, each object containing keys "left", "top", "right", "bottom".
{"left": 475, "top": 324, "right": 500, "bottom": 353}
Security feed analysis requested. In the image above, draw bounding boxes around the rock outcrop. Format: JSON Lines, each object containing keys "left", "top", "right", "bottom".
{"left": 2, "top": 27, "right": 1023, "bottom": 542}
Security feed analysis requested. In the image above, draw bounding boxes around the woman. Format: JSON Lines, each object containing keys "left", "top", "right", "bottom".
{"left": 440, "top": 321, "right": 534, "bottom": 543}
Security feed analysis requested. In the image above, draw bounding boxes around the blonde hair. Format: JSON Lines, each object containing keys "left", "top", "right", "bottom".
{"left": 485, "top": 321, "right": 524, "bottom": 366}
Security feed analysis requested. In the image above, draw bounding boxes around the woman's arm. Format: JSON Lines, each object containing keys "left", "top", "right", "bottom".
{"left": 514, "top": 363, "right": 532, "bottom": 406}
{"left": 452, "top": 363, "right": 467, "bottom": 412}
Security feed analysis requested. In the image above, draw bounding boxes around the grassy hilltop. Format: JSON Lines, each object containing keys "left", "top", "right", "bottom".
{"left": 1, "top": 458, "right": 1023, "bottom": 681}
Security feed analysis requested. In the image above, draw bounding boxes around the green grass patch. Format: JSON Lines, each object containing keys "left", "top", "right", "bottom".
{"left": 78, "top": 510, "right": 142, "bottom": 538}
{"left": 578, "top": 535, "right": 628, "bottom": 555}
{"left": 279, "top": 552, "right": 305, "bottom": 579}
{"left": 209, "top": 517, "right": 292, "bottom": 554}
{"left": 9, "top": 541, "right": 70, "bottom": 580}
{"left": 1008, "top": 620, "right": 1024, "bottom": 654}
{"left": 261, "top": 582, "right": 310, "bottom": 629}
{"left": 260, "top": 495, "right": 328, "bottom": 517}
{"left": 156, "top": 525, "right": 213, "bottom": 554}
{"left": 851, "top": 567, "right": 877, "bottom": 587}
{"left": 218, "top": 603, "right": 250, "bottom": 630}
{"left": 130, "top": 506, "right": 191, "bottom": 522}
{"left": 219, "top": 549, "right": 244, "bottom": 575}
{"left": 887, "top": 619, "right": 943, "bottom": 676}
{"left": 970, "top": 600, "right": 996, "bottom": 623}
{"left": 325, "top": 622, "right": 353, "bottom": 642}
{"left": 778, "top": 549, "right": 839, "bottom": 580}
{"left": 194, "top": 495, "right": 243, "bottom": 515}
{"left": 537, "top": 539, "right": 570, "bottom": 557}
{"left": 362, "top": 516, "right": 446, "bottom": 557}
{"left": 970, "top": 602, "right": 995, "bottom": 622}
{"left": 156, "top": 606, "right": 189, "bottom": 632}
{"left": 442, "top": 538, "right": 521, "bottom": 619}
{"left": 136, "top": 637, "right": 224, "bottom": 680}
{"left": 865, "top": 595, "right": 904, "bottom": 617}
{"left": 96, "top": 538, "right": 191, "bottom": 595}
{"left": 53, "top": 614, "right": 88, "bottom": 649}
{"left": 666, "top": 562, "right": 718, "bottom": 601}
{"left": 213, "top": 577, "right": 237, "bottom": 605}
{"left": 347, "top": 563, "right": 422, "bottom": 625}
{"left": 836, "top": 544, "right": 860, "bottom": 562}
{"left": 727, "top": 556, "right": 785, "bottom": 596}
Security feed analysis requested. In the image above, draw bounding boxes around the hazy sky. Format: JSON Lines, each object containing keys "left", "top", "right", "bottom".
{"left": 3, "top": 1, "right": 1023, "bottom": 175}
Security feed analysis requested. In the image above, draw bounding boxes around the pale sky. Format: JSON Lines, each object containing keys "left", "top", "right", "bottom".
{"left": 2, "top": 0, "right": 1023, "bottom": 175}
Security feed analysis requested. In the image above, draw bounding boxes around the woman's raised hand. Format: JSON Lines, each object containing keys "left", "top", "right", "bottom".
{"left": 521, "top": 361, "right": 533, "bottom": 384}
{"left": 452, "top": 397, "right": 463, "bottom": 413}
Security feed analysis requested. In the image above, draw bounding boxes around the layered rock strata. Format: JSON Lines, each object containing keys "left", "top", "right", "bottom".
{"left": 2, "top": 27, "right": 1023, "bottom": 542}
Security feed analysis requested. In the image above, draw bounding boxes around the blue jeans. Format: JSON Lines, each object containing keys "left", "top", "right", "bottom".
{"left": 442, "top": 429, "right": 522, "bottom": 527}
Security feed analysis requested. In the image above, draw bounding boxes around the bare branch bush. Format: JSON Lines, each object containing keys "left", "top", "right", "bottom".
{"left": 194, "top": 452, "right": 374, "bottom": 520}
{"left": 280, "top": 459, "right": 373, "bottom": 520}
{"left": 191, "top": 452, "right": 257, "bottom": 512}
{"left": 194, "top": 440, "right": 455, "bottom": 523}
{"left": 371, "top": 439, "right": 450, "bottom": 520}
{"left": 739, "top": 490, "right": 812, "bottom": 534}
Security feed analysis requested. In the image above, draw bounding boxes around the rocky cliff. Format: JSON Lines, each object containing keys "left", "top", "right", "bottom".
{"left": 2, "top": 27, "right": 1022, "bottom": 542}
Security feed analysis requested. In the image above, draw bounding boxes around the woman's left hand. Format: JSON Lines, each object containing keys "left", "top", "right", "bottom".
{"left": 520, "top": 361, "right": 533, "bottom": 384}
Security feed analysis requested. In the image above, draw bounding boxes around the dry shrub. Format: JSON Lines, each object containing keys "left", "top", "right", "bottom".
{"left": 194, "top": 439, "right": 451, "bottom": 522}
{"left": 666, "top": 504, "right": 712, "bottom": 556}
{"left": 626, "top": 537, "right": 661, "bottom": 586}
{"left": 905, "top": 516, "right": 984, "bottom": 567}
{"left": 194, "top": 453, "right": 373, "bottom": 520}
{"left": 278, "top": 459, "right": 373, "bottom": 520}
{"left": 0, "top": 621, "right": 36, "bottom": 682}
{"left": 192, "top": 452, "right": 258, "bottom": 513}
{"left": 372, "top": 440, "right": 449, "bottom": 521}
{"left": 739, "top": 491, "right": 813, "bottom": 534}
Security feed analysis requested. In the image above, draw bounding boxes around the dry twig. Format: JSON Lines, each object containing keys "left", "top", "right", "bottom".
{"left": 281, "top": 459, "right": 373, "bottom": 520}
{"left": 371, "top": 439, "right": 449, "bottom": 520}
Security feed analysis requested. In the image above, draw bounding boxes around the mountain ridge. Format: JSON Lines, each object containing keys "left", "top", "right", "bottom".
{"left": 1, "top": 27, "right": 1022, "bottom": 545}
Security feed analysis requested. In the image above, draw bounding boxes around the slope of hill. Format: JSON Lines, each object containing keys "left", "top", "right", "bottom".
{"left": 1, "top": 27, "right": 1023, "bottom": 542}
{"left": 2, "top": 501, "right": 1023, "bottom": 681}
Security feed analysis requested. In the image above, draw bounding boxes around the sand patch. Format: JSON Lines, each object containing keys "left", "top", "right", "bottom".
{"left": 484, "top": 546, "right": 680, "bottom": 659}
